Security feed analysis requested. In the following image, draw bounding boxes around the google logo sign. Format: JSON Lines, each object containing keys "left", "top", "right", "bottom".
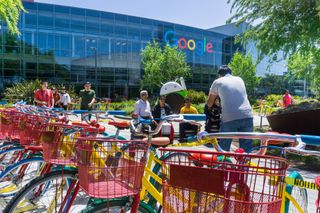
{"left": 164, "top": 30, "right": 213, "bottom": 56}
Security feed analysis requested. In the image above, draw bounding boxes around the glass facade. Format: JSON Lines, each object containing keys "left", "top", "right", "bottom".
{"left": 0, "top": 2, "right": 241, "bottom": 97}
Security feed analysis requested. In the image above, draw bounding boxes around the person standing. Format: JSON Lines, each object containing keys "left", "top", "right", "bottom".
{"left": 34, "top": 81, "right": 54, "bottom": 108}
{"left": 207, "top": 65, "right": 253, "bottom": 152}
{"left": 59, "top": 87, "right": 71, "bottom": 110}
{"left": 282, "top": 89, "right": 293, "bottom": 108}
{"left": 179, "top": 97, "right": 199, "bottom": 142}
{"left": 52, "top": 87, "right": 61, "bottom": 108}
{"left": 79, "top": 82, "right": 96, "bottom": 120}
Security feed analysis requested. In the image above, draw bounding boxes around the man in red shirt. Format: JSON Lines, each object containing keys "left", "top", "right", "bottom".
{"left": 34, "top": 81, "right": 54, "bottom": 108}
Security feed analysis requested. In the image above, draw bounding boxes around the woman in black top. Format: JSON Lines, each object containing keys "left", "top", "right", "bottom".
{"left": 152, "top": 95, "right": 172, "bottom": 120}
{"left": 152, "top": 96, "right": 174, "bottom": 143}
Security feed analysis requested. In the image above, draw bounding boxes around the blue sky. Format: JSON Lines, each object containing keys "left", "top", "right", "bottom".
{"left": 35, "top": 0, "right": 233, "bottom": 29}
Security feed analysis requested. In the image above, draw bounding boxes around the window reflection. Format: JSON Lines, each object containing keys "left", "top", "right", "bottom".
{"left": 1, "top": 2, "right": 241, "bottom": 96}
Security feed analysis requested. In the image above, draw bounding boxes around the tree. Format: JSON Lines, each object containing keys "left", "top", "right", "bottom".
{"left": 228, "top": 52, "right": 259, "bottom": 97}
{"left": 228, "top": 0, "right": 320, "bottom": 97}
{"left": 258, "top": 74, "right": 289, "bottom": 95}
{"left": 141, "top": 42, "right": 191, "bottom": 91}
{"left": 228, "top": 0, "right": 320, "bottom": 60}
{"left": 0, "top": 0, "right": 25, "bottom": 35}
{"left": 287, "top": 51, "right": 320, "bottom": 97}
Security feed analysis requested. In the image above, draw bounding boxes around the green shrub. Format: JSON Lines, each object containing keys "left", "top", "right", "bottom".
{"left": 3, "top": 79, "right": 77, "bottom": 104}
{"left": 109, "top": 100, "right": 136, "bottom": 115}
{"left": 194, "top": 103, "right": 205, "bottom": 114}
{"left": 252, "top": 94, "right": 316, "bottom": 115}
{"left": 187, "top": 89, "right": 206, "bottom": 105}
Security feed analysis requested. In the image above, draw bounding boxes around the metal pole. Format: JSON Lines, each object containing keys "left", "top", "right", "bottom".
{"left": 94, "top": 48, "right": 98, "bottom": 93}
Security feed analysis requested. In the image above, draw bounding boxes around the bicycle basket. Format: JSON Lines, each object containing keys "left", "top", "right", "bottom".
{"left": 5, "top": 110, "right": 24, "bottom": 140}
{"left": 161, "top": 148, "right": 288, "bottom": 213}
{"left": 42, "top": 123, "right": 80, "bottom": 166}
{"left": 75, "top": 137, "right": 148, "bottom": 199}
{"left": 19, "top": 115, "right": 48, "bottom": 146}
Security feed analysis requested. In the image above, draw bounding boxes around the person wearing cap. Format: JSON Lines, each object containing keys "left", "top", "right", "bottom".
{"left": 59, "top": 87, "right": 71, "bottom": 110}
{"left": 207, "top": 65, "right": 253, "bottom": 152}
{"left": 79, "top": 82, "right": 96, "bottom": 120}
{"left": 34, "top": 81, "right": 54, "bottom": 108}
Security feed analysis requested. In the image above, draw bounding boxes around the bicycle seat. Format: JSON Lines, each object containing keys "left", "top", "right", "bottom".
{"left": 266, "top": 131, "right": 293, "bottom": 146}
{"left": 188, "top": 153, "right": 218, "bottom": 166}
{"left": 143, "top": 137, "right": 170, "bottom": 146}
{"left": 108, "top": 121, "right": 130, "bottom": 129}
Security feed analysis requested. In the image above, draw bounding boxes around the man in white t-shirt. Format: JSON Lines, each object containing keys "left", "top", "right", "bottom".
{"left": 58, "top": 87, "right": 71, "bottom": 110}
{"left": 207, "top": 65, "right": 253, "bottom": 152}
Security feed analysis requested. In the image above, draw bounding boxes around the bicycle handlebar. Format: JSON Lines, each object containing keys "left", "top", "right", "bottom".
{"left": 202, "top": 132, "right": 320, "bottom": 156}
{"left": 130, "top": 114, "right": 183, "bottom": 137}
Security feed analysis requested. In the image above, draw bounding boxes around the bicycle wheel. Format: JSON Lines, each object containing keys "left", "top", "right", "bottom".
{"left": 80, "top": 197, "right": 153, "bottom": 213}
{"left": 0, "top": 146, "right": 24, "bottom": 171}
{"left": 285, "top": 171, "right": 308, "bottom": 213}
{"left": 0, "top": 142, "right": 18, "bottom": 151}
{"left": 4, "top": 170, "right": 79, "bottom": 213}
{"left": 0, "top": 157, "right": 45, "bottom": 198}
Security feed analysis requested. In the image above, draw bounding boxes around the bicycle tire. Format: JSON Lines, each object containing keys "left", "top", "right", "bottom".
{"left": 0, "top": 157, "right": 44, "bottom": 198}
{"left": 80, "top": 197, "right": 153, "bottom": 213}
{"left": 285, "top": 171, "right": 308, "bottom": 213}
{"left": 0, "top": 142, "right": 17, "bottom": 151}
{"left": 4, "top": 170, "right": 78, "bottom": 213}
{"left": 0, "top": 146, "right": 24, "bottom": 171}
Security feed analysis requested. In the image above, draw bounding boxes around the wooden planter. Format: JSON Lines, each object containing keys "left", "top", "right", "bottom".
{"left": 267, "top": 109, "right": 320, "bottom": 135}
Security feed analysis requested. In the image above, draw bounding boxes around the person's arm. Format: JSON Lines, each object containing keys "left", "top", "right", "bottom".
{"left": 88, "top": 97, "right": 95, "bottom": 108}
{"left": 207, "top": 80, "right": 219, "bottom": 109}
{"left": 134, "top": 102, "right": 142, "bottom": 119}
{"left": 88, "top": 92, "right": 96, "bottom": 108}
{"left": 207, "top": 93, "right": 218, "bottom": 109}
{"left": 34, "top": 98, "right": 46, "bottom": 106}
